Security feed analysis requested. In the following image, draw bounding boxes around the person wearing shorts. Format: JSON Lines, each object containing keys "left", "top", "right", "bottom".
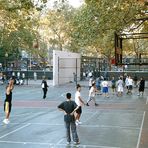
{"left": 3, "top": 78, "right": 14, "bottom": 124}
{"left": 127, "top": 76, "right": 133, "bottom": 94}
{"left": 86, "top": 82, "right": 99, "bottom": 106}
{"left": 75, "top": 84, "right": 85, "bottom": 125}
{"left": 117, "top": 77, "right": 124, "bottom": 97}
{"left": 102, "top": 78, "right": 109, "bottom": 97}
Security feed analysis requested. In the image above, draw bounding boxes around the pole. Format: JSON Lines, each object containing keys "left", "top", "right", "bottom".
{"left": 99, "top": 58, "right": 100, "bottom": 77}
{"left": 58, "top": 57, "right": 59, "bottom": 85}
{"left": 27, "top": 58, "right": 29, "bottom": 85}
{"left": 76, "top": 58, "right": 77, "bottom": 86}
{"left": 5, "top": 53, "right": 8, "bottom": 80}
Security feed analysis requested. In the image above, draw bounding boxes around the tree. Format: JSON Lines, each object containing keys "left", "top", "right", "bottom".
{"left": 0, "top": 0, "right": 47, "bottom": 62}
{"left": 70, "top": 0, "right": 147, "bottom": 56}
{"left": 38, "top": 1, "right": 75, "bottom": 51}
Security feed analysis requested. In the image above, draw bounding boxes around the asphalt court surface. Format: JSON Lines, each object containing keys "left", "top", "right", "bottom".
{"left": 0, "top": 81, "right": 148, "bottom": 148}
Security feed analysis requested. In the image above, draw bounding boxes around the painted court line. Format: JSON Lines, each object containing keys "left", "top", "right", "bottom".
{"left": 6, "top": 123, "right": 63, "bottom": 126}
{"left": 0, "top": 111, "right": 51, "bottom": 119}
{"left": 56, "top": 138, "right": 65, "bottom": 145}
{"left": 1, "top": 122, "right": 140, "bottom": 130}
{"left": 136, "top": 111, "right": 146, "bottom": 148}
{"left": 146, "top": 96, "right": 148, "bottom": 105}
{"left": 83, "top": 111, "right": 99, "bottom": 123}
{"left": 0, "top": 123, "right": 30, "bottom": 139}
{"left": 0, "top": 140, "right": 120, "bottom": 148}
{"left": 60, "top": 93, "right": 66, "bottom": 98}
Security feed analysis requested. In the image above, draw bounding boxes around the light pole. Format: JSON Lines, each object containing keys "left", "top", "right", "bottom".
{"left": 5, "top": 52, "right": 8, "bottom": 68}
{"left": 5, "top": 52, "right": 8, "bottom": 79}
{"left": 26, "top": 58, "right": 29, "bottom": 85}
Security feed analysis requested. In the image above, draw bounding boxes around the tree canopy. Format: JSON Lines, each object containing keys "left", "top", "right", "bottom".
{"left": 0, "top": 0, "right": 47, "bottom": 62}
{"left": 0, "top": 0, "right": 147, "bottom": 66}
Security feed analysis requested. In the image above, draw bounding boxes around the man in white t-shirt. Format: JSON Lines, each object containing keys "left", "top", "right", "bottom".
{"left": 89, "top": 76, "right": 93, "bottom": 90}
{"left": 125, "top": 76, "right": 129, "bottom": 93}
{"left": 86, "top": 83, "right": 98, "bottom": 106}
{"left": 75, "top": 84, "right": 85, "bottom": 125}
{"left": 117, "top": 77, "right": 124, "bottom": 96}
{"left": 101, "top": 79, "right": 109, "bottom": 97}
{"left": 127, "top": 76, "right": 133, "bottom": 94}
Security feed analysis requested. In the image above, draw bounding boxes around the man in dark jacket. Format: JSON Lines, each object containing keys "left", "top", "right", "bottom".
{"left": 138, "top": 77, "right": 145, "bottom": 96}
{"left": 41, "top": 77, "right": 48, "bottom": 99}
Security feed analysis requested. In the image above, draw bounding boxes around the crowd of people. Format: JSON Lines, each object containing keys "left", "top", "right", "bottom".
{"left": 0, "top": 72, "right": 25, "bottom": 85}
{"left": 57, "top": 74, "right": 146, "bottom": 145}
{"left": 93, "top": 75, "right": 145, "bottom": 97}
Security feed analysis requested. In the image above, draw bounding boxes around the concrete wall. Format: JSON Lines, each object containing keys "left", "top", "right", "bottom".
{"left": 53, "top": 50, "right": 81, "bottom": 86}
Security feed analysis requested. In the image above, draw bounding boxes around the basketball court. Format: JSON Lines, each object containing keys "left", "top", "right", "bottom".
{"left": 0, "top": 82, "right": 147, "bottom": 148}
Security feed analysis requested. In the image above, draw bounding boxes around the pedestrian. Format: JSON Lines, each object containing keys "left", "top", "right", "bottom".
{"left": 88, "top": 76, "right": 93, "bottom": 90}
{"left": 117, "top": 77, "right": 124, "bottom": 97}
{"left": 17, "top": 72, "right": 20, "bottom": 80}
{"left": 111, "top": 77, "right": 116, "bottom": 95}
{"left": 101, "top": 78, "right": 109, "bottom": 97}
{"left": 41, "top": 77, "right": 48, "bottom": 99}
{"left": 125, "top": 76, "right": 129, "bottom": 93}
{"left": 75, "top": 84, "right": 85, "bottom": 126}
{"left": 123, "top": 73, "right": 127, "bottom": 86}
{"left": 3, "top": 77, "right": 14, "bottom": 124}
{"left": 86, "top": 82, "right": 98, "bottom": 106}
{"left": 127, "top": 76, "right": 133, "bottom": 94}
{"left": 96, "top": 77, "right": 102, "bottom": 95}
{"left": 57, "top": 93, "right": 80, "bottom": 145}
{"left": 34, "top": 72, "right": 37, "bottom": 81}
{"left": 88, "top": 71, "right": 92, "bottom": 77}
{"left": 137, "top": 77, "right": 145, "bottom": 96}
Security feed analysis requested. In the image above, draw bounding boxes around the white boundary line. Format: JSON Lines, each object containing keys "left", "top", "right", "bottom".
{"left": 83, "top": 111, "right": 98, "bottom": 123}
{"left": 146, "top": 96, "right": 148, "bottom": 105}
{"left": 60, "top": 93, "right": 66, "bottom": 98}
{"left": 136, "top": 111, "right": 146, "bottom": 148}
{"left": 0, "top": 122, "right": 139, "bottom": 130}
{"left": 0, "top": 123, "right": 30, "bottom": 139}
{"left": 56, "top": 138, "right": 65, "bottom": 145}
{"left": 0, "top": 113, "right": 32, "bottom": 119}
{"left": 0, "top": 140, "right": 120, "bottom": 148}
{"left": 0, "top": 111, "right": 53, "bottom": 119}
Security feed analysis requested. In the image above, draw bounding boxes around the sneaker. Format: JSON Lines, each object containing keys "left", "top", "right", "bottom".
{"left": 67, "top": 142, "right": 70, "bottom": 145}
{"left": 86, "top": 103, "right": 89, "bottom": 106}
{"left": 3, "top": 119, "right": 9, "bottom": 124}
{"left": 74, "top": 141, "right": 80, "bottom": 145}
{"left": 95, "top": 103, "right": 99, "bottom": 106}
{"left": 75, "top": 120, "right": 79, "bottom": 126}
{"left": 78, "top": 121, "right": 82, "bottom": 124}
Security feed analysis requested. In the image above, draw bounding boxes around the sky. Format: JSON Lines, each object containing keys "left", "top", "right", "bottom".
{"left": 46, "top": 0, "right": 84, "bottom": 8}
{"left": 68, "top": 0, "right": 84, "bottom": 8}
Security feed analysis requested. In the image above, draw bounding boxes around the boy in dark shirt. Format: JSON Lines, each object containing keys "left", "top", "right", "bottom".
{"left": 58, "top": 93, "right": 80, "bottom": 145}
{"left": 41, "top": 77, "right": 48, "bottom": 99}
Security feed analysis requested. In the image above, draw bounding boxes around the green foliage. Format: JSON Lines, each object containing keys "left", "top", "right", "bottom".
{"left": 0, "top": 0, "right": 48, "bottom": 62}
{"left": 0, "top": 0, "right": 147, "bottom": 65}
{"left": 70, "top": 0, "right": 147, "bottom": 58}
